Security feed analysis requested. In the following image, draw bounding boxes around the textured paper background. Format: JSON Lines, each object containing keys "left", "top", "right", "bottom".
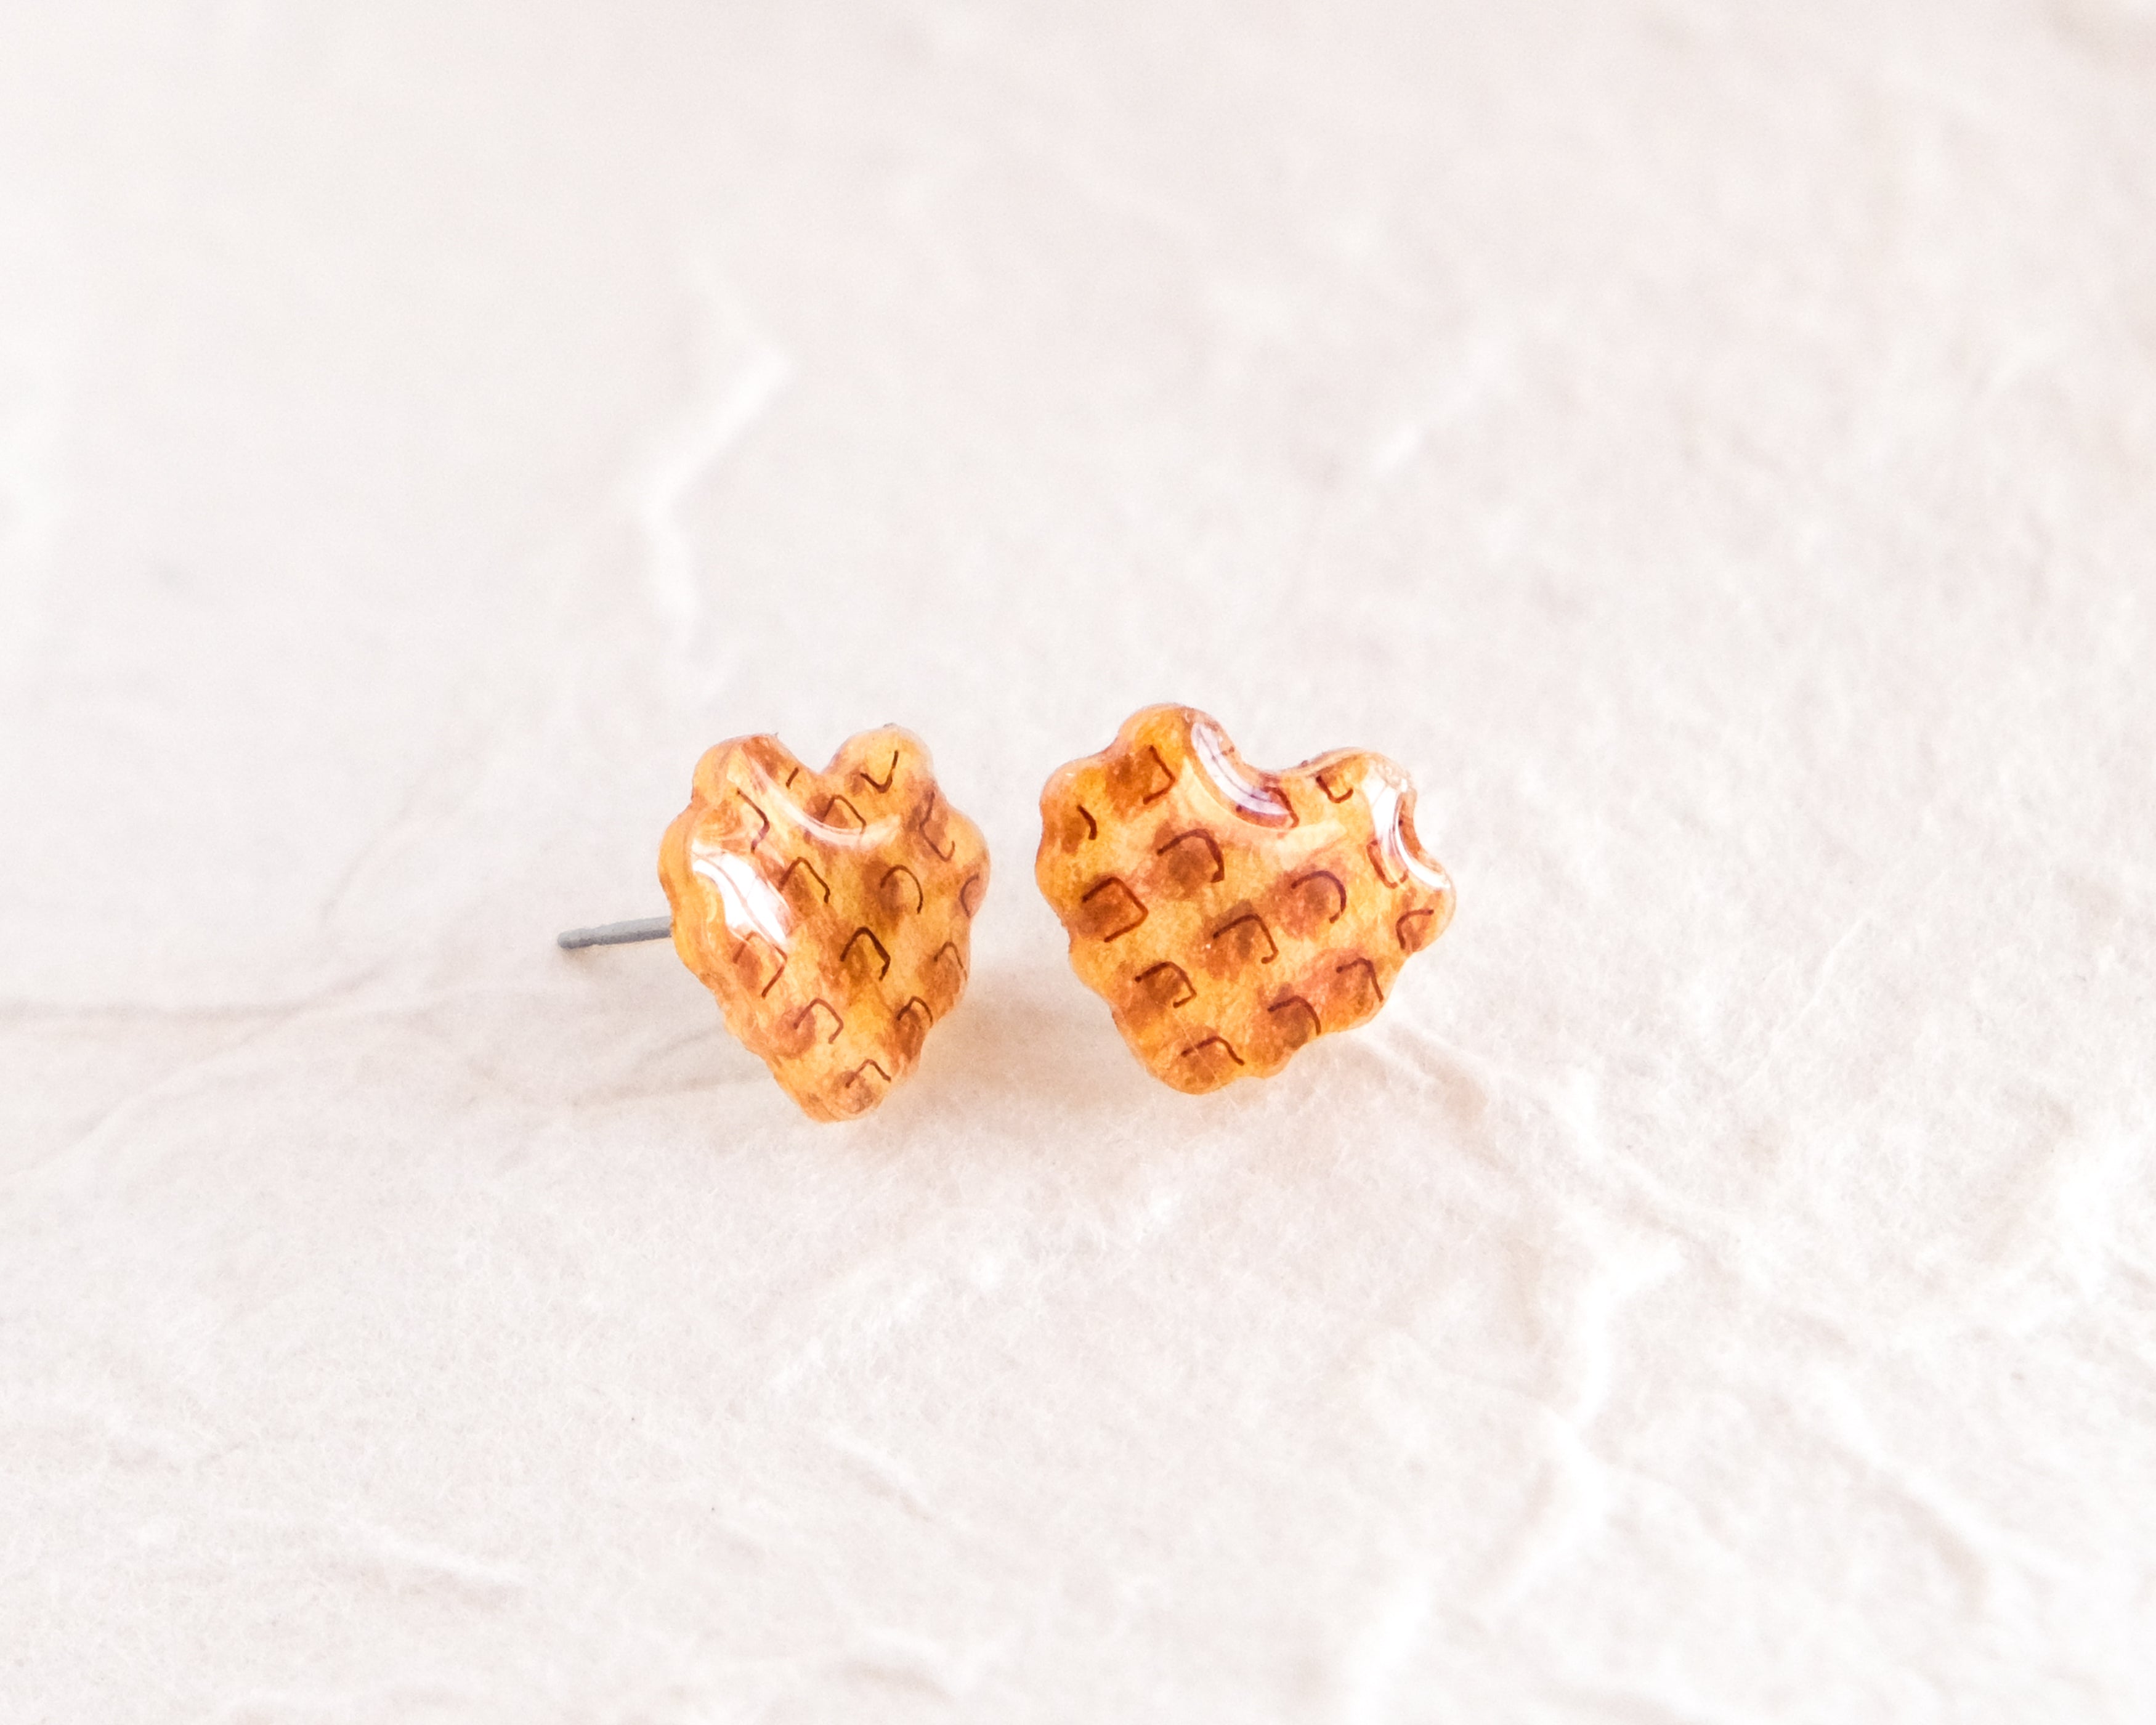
{"left": 3, "top": 2, "right": 2153, "bottom": 1719}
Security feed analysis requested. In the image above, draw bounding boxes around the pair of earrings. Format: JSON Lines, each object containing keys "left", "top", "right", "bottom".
{"left": 559, "top": 704, "right": 1455, "bottom": 1122}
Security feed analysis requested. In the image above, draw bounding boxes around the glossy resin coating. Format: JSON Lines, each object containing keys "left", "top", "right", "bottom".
{"left": 1037, "top": 705, "right": 1454, "bottom": 1094}
{"left": 659, "top": 728, "right": 989, "bottom": 1121}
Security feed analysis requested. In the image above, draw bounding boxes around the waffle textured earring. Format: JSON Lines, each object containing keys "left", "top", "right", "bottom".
{"left": 1035, "top": 705, "right": 1453, "bottom": 1094}
{"left": 561, "top": 727, "right": 989, "bottom": 1121}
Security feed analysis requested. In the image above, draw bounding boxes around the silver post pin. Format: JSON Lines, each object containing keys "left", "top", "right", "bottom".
{"left": 555, "top": 914, "right": 673, "bottom": 950}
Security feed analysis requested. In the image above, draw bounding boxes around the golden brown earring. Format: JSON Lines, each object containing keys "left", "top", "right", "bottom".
{"left": 1035, "top": 705, "right": 1453, "bottom": 1093}
{"left": 562, "top": 727, "right": 989, "bottom": 1121}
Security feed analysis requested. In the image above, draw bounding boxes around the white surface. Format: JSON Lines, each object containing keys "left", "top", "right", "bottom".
{"left": 3, "top": 2, "right": 2154, "bottom": 1718}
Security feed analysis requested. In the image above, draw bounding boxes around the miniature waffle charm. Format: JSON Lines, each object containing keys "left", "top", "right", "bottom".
{"left": 659, "top": 728, "right": 989, "bottom": 1121}
{"left": 1036, "top": 705, "right": 1454, "bottom": 1094}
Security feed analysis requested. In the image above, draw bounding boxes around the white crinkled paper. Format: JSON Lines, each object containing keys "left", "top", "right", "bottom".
{"left": 2, "top": 1, "right": 2152, "bottom": 1718}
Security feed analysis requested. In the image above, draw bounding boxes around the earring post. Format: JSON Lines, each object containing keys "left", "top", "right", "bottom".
{"left": 557, "top": 914, "right": 674, "bottom": 950}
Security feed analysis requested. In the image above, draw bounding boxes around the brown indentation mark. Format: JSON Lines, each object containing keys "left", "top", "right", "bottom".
{"left": 1315, "top": 765, "right": 1355, "bottom": 804}
{"left": 843, "top": 1058, "right": 892, "bottom": 1090}
{"left": 1268, "top": 995, "right": 1323, "bottom": 1045}
{"left": 729, "top": 930, "right": 787, "bottom": 997}
{"left": 1210, "top": 910, "right": 1279, "bottom": 965}
{"left": 858, "top": 749, "right": 899, "bottom": 794}
{"left": 736, "top": 792, "right": 771, "bottom": 850}
{"left": 841, "top": 927, "right": 891, "bottom": 980}
{"left": 779, "top": 856, "right": 830, "bottom": 904}
{"left": 1335, "top": 957, "right": 1384, "bottom": 1006}
{"left": 784, "top": 766, "right": 801, "bottom": 789}
{"left": 1134, "top": 961, "right": 1197, "bottom": 1008}
{"left": 1183, "top": 1034, "right": 1244, "bottom": 1067}
{"left": 931, "top": 940, "right": 967, "bottom": 981}
{"left": 1156, "top": 827, "right": 1225, "bottom": 883}
{"left": 1078, "top": 804, "right": 1098, "bottom": 840}
{"left": 793, "top": 998, "right": 844, "bottom": 1044}
{"left": 1142, "top": 745, "right": 1176, "bottom": 803}
{"left": 915, "top": 789, "right": 955, "bottom": 861}
{"left": 892, "top": 1000, "right": 931, "bottom": 1058}
{"left": 1396, "top": 907, "right": 1438, "bottom": 951}
{"left": 896, "top": 995, "right": 934, "bottom": 1035}
{"left": 819, "top": 794, "right": 865, "bottom": 833}
{"left": 1289, "top": 869, "right": 1348, "bottom": 923}
{"left": 1080, "top": 876, "right": 1149, "bottom": 942}
{"left": 881, "top": 863, "right": 924, "bottom": 913}
{"left": 1366, "top": 837, "right": 1407, "bottom": 890}
{"left": 959, "top": 873, "right": 986, "bottom": 917}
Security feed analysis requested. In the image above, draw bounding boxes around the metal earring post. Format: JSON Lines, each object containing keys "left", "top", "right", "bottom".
{"left": 556, "top": 914, "right": 674, "bottom": 950}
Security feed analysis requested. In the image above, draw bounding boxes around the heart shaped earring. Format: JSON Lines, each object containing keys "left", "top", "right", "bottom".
{"left": 1034, "top": 705, "right": 1453, "bottom": 1093}
{"left": 561, "top": 727, "right": 989, "bottom": 1121}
